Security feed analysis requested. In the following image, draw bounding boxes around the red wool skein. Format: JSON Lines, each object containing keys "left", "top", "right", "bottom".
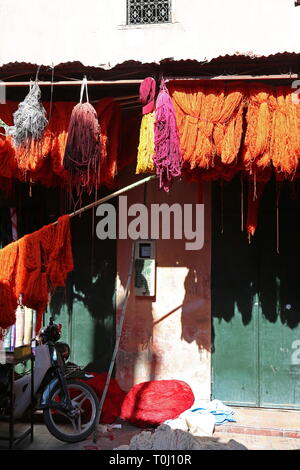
{"left": 63, "top": 101, "right": 102, "bottom": 205}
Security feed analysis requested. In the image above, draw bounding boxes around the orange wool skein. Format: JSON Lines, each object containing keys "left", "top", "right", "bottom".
{"left": 217, "top": 84, "right": 245, "bottom": 165}
{"left": 105, "top": 104, "right": 121, "bottom": 186}
{"left": 246, "top": 180, "right": 266, "bottom": 239}
{"left": 0, "top": 99, "right": 122, "bottom": 190}
{"left": 0, "top": 102, "right": 18, "bottom": 180}
{"left": 269, "top": 88, "right": 292, "bottom": 175}
{"left": 170, "top": 84, "right": 205, "bottom": 164}
{"left": 170, "top": 83, "right": 245, "bottom": 169}
{"left": 16, "top": 230, "right": 49, "bottom": 323}
{"left": 94, "top": 98, "right": 122, "bottom": 187}
{"left": 242, "top": 87, "right": 270, "bottom": 170}
{"left": 50, "top": 101, "right": 74, "bottom": 182}
{"left": 217, "top": 84, "right": 245, "bottom": 123}
{"left": 94, "top": 98, "right": 114, "bottom": 185}
{"left": 0, "top": 215, "right": 74, "bottom": 332}
{"left": 285, "top": 90, "right": 300, "bottom": 174}
{"left": 191, "top": 86, "right": 223, "bottom": 169}
{"left": 15, "top": 216, "right": 73, "bottom": 318}
{"left": 46, "top": 215, "right": 74, "bottom": 288}
{"left": 220, "top": 103, "right": 244, "bottom": 165}
{"left": 0, "top": 241, "right": 19, "bottom": 329}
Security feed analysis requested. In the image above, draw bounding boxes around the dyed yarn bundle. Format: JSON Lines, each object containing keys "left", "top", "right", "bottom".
{"left": 0, "top": 215, "right": 73, "bottom": 332}
{"left": 0, "top": 98, "right": 121, "bottom": 192}
{"left": 269, "top": 87, "right": 300, "bottom": 175}
{"left": 0, "top": 240, "right": 19, "bottom": 329}
{"left": 63, "top": 78, "right": 102, "bottom": 205}
{"left": 63, "top": 102, "right": 101, "bottom": 201}
{"left": 0, "top": 82, "right": 49, "bottom": 177}
{"left": 120, "top": 380, "right": 195, "bottom": 428}
{"left": 246, "top": 180, "right": 266, "bottom": 239}
{"left": 136, "top": 111, "right": 156, "bottom": 174}
{"left": 10, "top": 81, "right": 48, "bottom": 153}
{"left": 170, "top": 82, "right": 244, "bottom": 170}
{"left": 169, "top": 82, "right": 300, "bottom": 181}
{"left": 153, "top": 81, "right": 182, "bottom": 192}
{"left": 243, "top": 86, "right": 272, "bottom": 173}
{"left": 94, "top": 98, "right": 122, "bottom": 187}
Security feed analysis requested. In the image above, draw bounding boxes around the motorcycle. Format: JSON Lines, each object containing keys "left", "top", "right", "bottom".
{"left": 0, "top": 317, "right": 100, "bottom": 443}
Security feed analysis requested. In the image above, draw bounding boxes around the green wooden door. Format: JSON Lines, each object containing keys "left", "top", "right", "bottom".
{"left": 258, "top": 180, "right": 300, "bottom": 408}
{"left": 212, "top": 178, "right": 300, "bottom": 409}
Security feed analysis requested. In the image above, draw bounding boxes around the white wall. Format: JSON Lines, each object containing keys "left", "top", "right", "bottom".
{"left": 0, "top": 0, "right": 299, "bottom": 67}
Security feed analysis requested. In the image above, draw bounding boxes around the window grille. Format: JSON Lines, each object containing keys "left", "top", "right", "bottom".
{"left": 127, "top": 0, "right": 171, "bottom": 25}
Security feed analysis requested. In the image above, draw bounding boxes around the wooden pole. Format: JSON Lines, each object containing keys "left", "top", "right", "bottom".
{"left": 0, "top": 74, "right": 298, "bottom": 88}
{"left": 52, "top": 175, "right": 156, "bottom": 225}
{"left": 165, "top": 74, "right": 299, "bottom": 82}
{"left": 93, "top": 242, "right": 135, "bottom": 443}
{"left": 0, "top": 79, "right": 144, "bottom": 87}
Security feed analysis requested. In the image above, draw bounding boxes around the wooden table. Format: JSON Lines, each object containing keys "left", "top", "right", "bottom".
{"left": 0, "top": 346, "right": 34, "bottom": 449}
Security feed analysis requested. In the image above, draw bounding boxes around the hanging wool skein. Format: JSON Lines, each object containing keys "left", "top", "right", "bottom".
{"left": 9, "top": 80, "right": 48, "bottom": 154}
{"left": 63, "top": 77, "right": 101, "bottom": 208}
{"left": 246, "top": 179, "right": 266, "bottom": 241}
{"left": 136, "top": 77, "right": 156, "bottom": 174}
{"left": 154, "top": 80, "right": 182, "bottom": 192}
{"left": 136, "top": 111, "right": 156, "bottom": 175}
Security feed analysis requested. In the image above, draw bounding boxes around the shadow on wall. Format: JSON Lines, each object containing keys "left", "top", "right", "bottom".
{"left": 116, "top": 253, "right": 156, "bottom": 391}
{"left": 181, "top": 267, "right": 210, "bottom": 351}
{"left": 117, "top": 253, "right": 211, "bottom": 392}
{"left": 211, "top": 176, "right": 300, "bottom": 351}
{"left": 50, "top": 190, "right": 117, "bottom": 374}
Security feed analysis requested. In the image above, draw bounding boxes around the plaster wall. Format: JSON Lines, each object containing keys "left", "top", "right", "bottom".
{"left": 0, "top": 0, "right": 299, "bottom": 67}
{"left": 116, "top": 173, "right": 211, "bottom": 399}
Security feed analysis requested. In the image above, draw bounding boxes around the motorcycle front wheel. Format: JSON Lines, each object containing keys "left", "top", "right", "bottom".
{"left": 43, "top": 379, "right": 99, "bottom": 443}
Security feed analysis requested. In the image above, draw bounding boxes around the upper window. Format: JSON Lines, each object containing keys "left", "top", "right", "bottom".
{"left": 127, "top": 0, "right": 171, "bottom": 25}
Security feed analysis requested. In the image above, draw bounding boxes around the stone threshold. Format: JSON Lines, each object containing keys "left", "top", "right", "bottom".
{"left": 214, "top": 424, "right": 300, "bottom": 439}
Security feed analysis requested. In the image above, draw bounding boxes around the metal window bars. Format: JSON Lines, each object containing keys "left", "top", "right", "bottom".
{"left": 127, "top": 0, "right": 171, "bottom": 25}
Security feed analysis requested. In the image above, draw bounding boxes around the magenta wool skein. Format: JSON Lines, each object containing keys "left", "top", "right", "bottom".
{"left": 154, "top": 80, "right": 182, "bottom": 192}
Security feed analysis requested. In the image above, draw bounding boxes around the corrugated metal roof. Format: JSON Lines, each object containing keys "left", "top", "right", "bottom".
{"left": 0, "top": 52, "right": 299, "bottom": 83}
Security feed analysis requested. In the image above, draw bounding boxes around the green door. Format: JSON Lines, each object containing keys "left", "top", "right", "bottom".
{"left": 212, "top": 178, "right": 300, "bottom": 409}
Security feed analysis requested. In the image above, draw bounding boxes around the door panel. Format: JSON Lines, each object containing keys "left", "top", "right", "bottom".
{"left": 260, "top": 315, "right": 300, "bottom": 408}
{"left": 212, "top": 178, "right": 300, "bottom": 409}
{"left": 213, "top": 297, "right": 259, "bottom": 406}
{"left": 258, "top": 182, "right": 300, "bottom": 408}
{"left": 212, "top": 178, "right": 259, "bottom": 405}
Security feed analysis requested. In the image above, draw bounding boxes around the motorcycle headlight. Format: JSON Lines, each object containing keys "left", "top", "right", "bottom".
{"left": 55, "top": 342, "right": 70, "bottom": 361}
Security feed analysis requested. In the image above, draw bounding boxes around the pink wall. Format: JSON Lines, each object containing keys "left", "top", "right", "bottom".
{"left": 116, "top": 169, "right": 211, "bottom": 400}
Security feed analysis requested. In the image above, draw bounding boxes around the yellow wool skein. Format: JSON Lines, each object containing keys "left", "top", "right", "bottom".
{"left": 136, "top": 111, "right": 156, "bottom": 174}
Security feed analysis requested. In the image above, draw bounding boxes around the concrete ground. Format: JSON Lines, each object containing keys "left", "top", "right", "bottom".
{"left": 0, "top": 423, "right": 299, "bottom": 451}
{"left": 0, "top": 407, "right": 300, "bottom": 451}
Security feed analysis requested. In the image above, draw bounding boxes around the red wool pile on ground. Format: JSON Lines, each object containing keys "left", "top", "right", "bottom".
{"left": 81, "top": 372, "right": 126, "bottom": 424}
{"left": 120, "top": 379, "right": 195, "bottom": 428}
